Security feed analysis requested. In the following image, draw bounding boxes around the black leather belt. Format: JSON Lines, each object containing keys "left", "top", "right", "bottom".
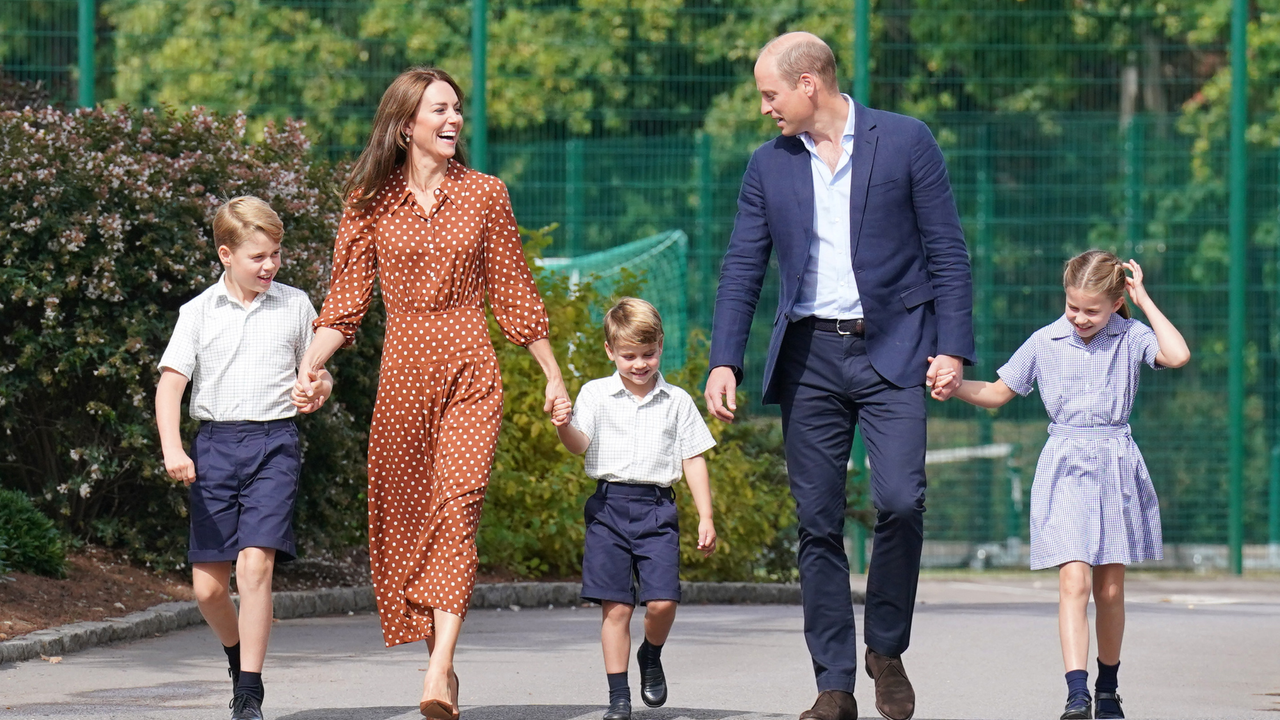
{"left": 797, "top": 316, "right": 865, "bottom": 336}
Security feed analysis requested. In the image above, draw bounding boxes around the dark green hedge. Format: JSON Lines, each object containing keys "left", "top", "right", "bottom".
{"left": 0, "top": 488, "right": 67, "bottom": 577}
{"left": 0, "top": 104, "right": 796, "bottom": 580}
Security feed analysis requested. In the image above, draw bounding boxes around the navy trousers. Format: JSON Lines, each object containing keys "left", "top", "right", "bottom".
{"left": 775, "top": 322, "right": 927, "bottom": 694}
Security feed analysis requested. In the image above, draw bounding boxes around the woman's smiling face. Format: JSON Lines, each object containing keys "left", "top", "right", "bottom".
{"left": 404, "top": 80, "right": 463, "bottom": 162}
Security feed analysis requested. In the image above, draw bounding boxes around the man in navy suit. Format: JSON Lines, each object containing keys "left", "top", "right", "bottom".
{"left": 705, "top": 33, "right": 974, "bottom": 720}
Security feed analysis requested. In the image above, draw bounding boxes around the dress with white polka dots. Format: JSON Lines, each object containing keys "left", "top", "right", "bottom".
{"left": 315, "top": 160, "right": 549, "bottom": 647}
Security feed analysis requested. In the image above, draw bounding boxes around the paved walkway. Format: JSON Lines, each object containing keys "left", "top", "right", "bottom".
{"left": 2, "top": 575, "right": 1278, "bottom": 719}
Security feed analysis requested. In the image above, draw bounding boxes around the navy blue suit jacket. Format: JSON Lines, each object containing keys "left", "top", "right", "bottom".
{"left": 709, "top": 102, "right": 975, "bottom": 404}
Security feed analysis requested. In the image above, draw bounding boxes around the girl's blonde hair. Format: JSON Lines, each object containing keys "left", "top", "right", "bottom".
{"left": 213, "top": 196, "right": 283, "bottom": 251}
{"left": 1063, "top": 249, "right": 1130, "bottom": 319}
{"left": 604, "top": 297, "right": 664, "bottom": 347}
{"left": 344, "top": 66, "right": 467, "bottom": 210}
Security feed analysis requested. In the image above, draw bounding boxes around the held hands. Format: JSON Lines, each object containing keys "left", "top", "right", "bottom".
{"left": 697, "top": 517, "right": 717, "bottom": 557}
{"left": 925, "top": 355, "right": 964, "bottom": 401}
{"left": 291, "top": 368, "right": 332, "bottom": 414}
{"left": 550, "top": 396, "right": 573, "bottom": 426}
{"left": 164, "top": 448, "right": 196, "bottom": 486}
{"left": 544, "top": 376, "right": 570, "bottom": 420}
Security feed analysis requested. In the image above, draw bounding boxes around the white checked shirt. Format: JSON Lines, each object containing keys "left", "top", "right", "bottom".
{"left": 570, "top": 372, "right": 717, "bottom": 487}
{"left": 793, "top": 94, "right": 863, "bottom": 320}
{"left": 159, "top": 275, "right": 318, "bottom": 422}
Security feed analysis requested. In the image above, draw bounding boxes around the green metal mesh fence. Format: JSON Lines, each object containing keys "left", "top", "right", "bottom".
{"left": 4, "top": 0, "right": 1278, "bottom": 568}
{"left": 539, "top": 229, "right": 689, "bottom": 368}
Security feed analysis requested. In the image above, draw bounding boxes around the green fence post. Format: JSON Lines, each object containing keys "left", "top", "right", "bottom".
{"left": 696, "top": 132, "right": 714, "bottom": 329}
{"left": 1005, "top": 445, "right": 1023, "bottom": 559}
{"left": 975, "top": 125, "right": 995, "bottom": 543}
{"left": 470, "top": 0, "right": 488, "bottom": 173}
{"left": 848, "top": 427, "right": 868, "bottom": 575}
{"left": 77, "top": 0, "right": 95, "bottom": 108}
{"left": 1271, "top": 446, "right": 1280, "bottom": 566}
{"left": 848, "top": 0, "right": 871, "bottom": 577}
{"left": 1227, "top": 0, "right": 1248, "bottom": 575}
{"left": 854, "top": 0, "right": 870, "bottom": 104}
{"left": 566, "top": 139, "right": 584, "bottom": 257}
{"left": 1124, "top": 116, "right": 1144, "bottom": 258}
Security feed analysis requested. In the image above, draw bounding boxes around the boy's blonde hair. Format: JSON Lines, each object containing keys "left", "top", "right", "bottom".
{"left": 603, "top": 297, "right": 664, "bottom": 347}
{"left": 213, "top": 196, "right": 284, "bottom": 251}
{"left": 1063, "top": 249, "right": 1131, "bottom": 319}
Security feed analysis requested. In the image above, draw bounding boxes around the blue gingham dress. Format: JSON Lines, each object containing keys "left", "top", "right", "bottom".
{"left": 998, "top": 314, "right": 1165, "bottom": 569}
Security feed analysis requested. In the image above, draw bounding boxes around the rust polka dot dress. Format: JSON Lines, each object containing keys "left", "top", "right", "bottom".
{"left": 315, "top": 160, "right": 549, "bottom": 647}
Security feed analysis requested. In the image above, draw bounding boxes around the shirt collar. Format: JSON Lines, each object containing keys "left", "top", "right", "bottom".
{"left": 605, "top": 371, "right": 670, "bottom": 404}
{"left": 389, "top": 159, "right": 467, "bottom": 210}
{"left": 1048, "top": 312, "right": 1127, "bottom": 341}
{"left": 799, "top": 94, "right": 856, "bottom": 153}
{"left": 213, "top": 272, "right": 279, "bottom": 309}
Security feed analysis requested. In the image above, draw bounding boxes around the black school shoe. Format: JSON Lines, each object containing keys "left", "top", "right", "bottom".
{"left": 230, "top": 693, "right": 264, "bottom": 720}
{"left": 602, "top": 697, "right": 631, "bottom": 720}
{"left": 1060, "top": 692, "right": 1092, "bottom": 719}
{"left": 1095, "top": 691, "right": 1124, "bottom": 719}
{"left": 636, "top": 642, "right": 667, "bottom": 707}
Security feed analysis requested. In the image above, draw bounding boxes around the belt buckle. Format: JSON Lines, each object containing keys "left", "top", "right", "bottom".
{"left": 835, "top": 318, "right": 852, "bottom": 336}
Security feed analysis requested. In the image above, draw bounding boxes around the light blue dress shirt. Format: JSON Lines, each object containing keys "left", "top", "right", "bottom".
{"left": 791, "top": 94, "right": 862, "bottom": 320}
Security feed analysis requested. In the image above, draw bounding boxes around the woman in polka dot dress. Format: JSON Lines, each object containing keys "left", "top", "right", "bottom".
{"left": 297, "top": 67, "right": 568, "bottom": 718}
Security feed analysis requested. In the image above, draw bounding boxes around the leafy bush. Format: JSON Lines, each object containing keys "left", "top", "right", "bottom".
{"left": 0, "top": 103, "right": 795, "bottom": 580}
{"left": 0, "top": 489, "right": 67, "bottom": 577}
{"left": 481, "top": 226, "right": 796, "bottom": 581}
{"left": 0, "top": 104, "right": 377, "bottom": 568}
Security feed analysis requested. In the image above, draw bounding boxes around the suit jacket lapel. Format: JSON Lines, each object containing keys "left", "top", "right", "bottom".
{"left": 787, "top": 137, "right": 815, "bottom": 268}
{"left": 849, "top": 101, "right": 878, "bottom": 260}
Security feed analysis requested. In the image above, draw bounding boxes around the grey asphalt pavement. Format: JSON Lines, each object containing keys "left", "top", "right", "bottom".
{"left": 2, "top": 575, "right": 1278, "bottom": 720}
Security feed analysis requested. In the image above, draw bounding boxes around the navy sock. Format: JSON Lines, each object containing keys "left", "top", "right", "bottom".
{"left": 1096, "top": 659, "right": 1120, "bottom": 693}
{"left": 223, "top": 643, "right": 241, "bottom": 682}
{"left": 607, "top": 671, "right": 629, "bottom": 704}
{"left": 236, "top": 670, "right": 264, "bottom": 704}
{"left": 1065, "top": 669, "right": 1090, "bottom": 700}
{"left": 638, "top": 639, "right": 663, "bottom": 666}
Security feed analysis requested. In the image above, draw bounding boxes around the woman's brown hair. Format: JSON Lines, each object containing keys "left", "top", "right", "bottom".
{"left": 343, "top": 66, "right": 467, "bottom": 209}
{"left": 1063, "top": 249, "right": 1131, "bottom": 319}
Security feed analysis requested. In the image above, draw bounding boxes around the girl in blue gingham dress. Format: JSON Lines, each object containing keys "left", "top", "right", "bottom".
{"left": 935, "top": 250, "right": 1190, "bottom": 720}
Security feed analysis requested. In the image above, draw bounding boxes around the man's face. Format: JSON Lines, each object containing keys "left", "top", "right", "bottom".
{"left": 754, "top": 56, "right": 814, "bottom": 136}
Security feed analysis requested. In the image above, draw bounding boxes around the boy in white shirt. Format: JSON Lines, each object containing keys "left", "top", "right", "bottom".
{"left": 155, "top": 196, "right": 332, "bottom": 720}
{"left": 551, "top": 297, "right": 716, "bottom": 720}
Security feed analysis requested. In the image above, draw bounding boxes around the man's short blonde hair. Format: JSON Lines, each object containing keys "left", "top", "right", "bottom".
{"left": 603, "top": 297, "right": 664, "bottom": 347}
{"left": 213, "top": 196, "right": 284, "bottom": 251}
{"left": 759, "top": 32, "right": 840, "bottom": 94}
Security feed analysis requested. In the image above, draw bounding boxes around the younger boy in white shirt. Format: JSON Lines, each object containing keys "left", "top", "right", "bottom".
{"left": 551, "top": 297, "right": 717, "bottom": 720}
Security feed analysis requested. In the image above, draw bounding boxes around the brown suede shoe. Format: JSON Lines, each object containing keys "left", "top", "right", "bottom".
{"left": 865, "top": 648, "right": 915, "bottom": 720}
{"left": 798, "top": 690, "right": 858, "bottom": 720}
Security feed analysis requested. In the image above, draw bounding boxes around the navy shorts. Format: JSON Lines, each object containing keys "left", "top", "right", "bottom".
{"left": 581, "top": 480, "right": 681, "bottom": 606}
{"left": 188, "top": 419, "right": 301, "bottom": 564}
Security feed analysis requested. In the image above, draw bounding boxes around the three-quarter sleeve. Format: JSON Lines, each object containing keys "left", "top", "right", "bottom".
{"left": 482, "top": 178, "right": 550, "bottom": 346}
{"left": 314, "top": 197, "right": 380, "bottom": 347}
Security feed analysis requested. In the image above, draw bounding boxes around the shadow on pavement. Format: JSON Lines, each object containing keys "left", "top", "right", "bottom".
{"left": 277, "top": 707, "right": 794, "bottom": 720}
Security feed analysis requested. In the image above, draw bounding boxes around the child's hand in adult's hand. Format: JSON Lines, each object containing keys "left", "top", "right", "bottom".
{"left": 697, "top": 517, "right": 717, "bottom": 557}
{"left": 292, "top": 369, "right": 327, "bottom": 413}
{"left": 927, "top": 356, "right": 958, "bottom": 401}
{"left": 164, "top": 449, "right": 196, "bottom": 486}
{"left": 550, "top": 397, "right": 573, "bottom": 426}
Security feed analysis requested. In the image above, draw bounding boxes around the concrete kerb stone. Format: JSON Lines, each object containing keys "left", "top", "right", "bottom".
{"left": 0, "top": 581, "right": 829, "bottom": 665}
